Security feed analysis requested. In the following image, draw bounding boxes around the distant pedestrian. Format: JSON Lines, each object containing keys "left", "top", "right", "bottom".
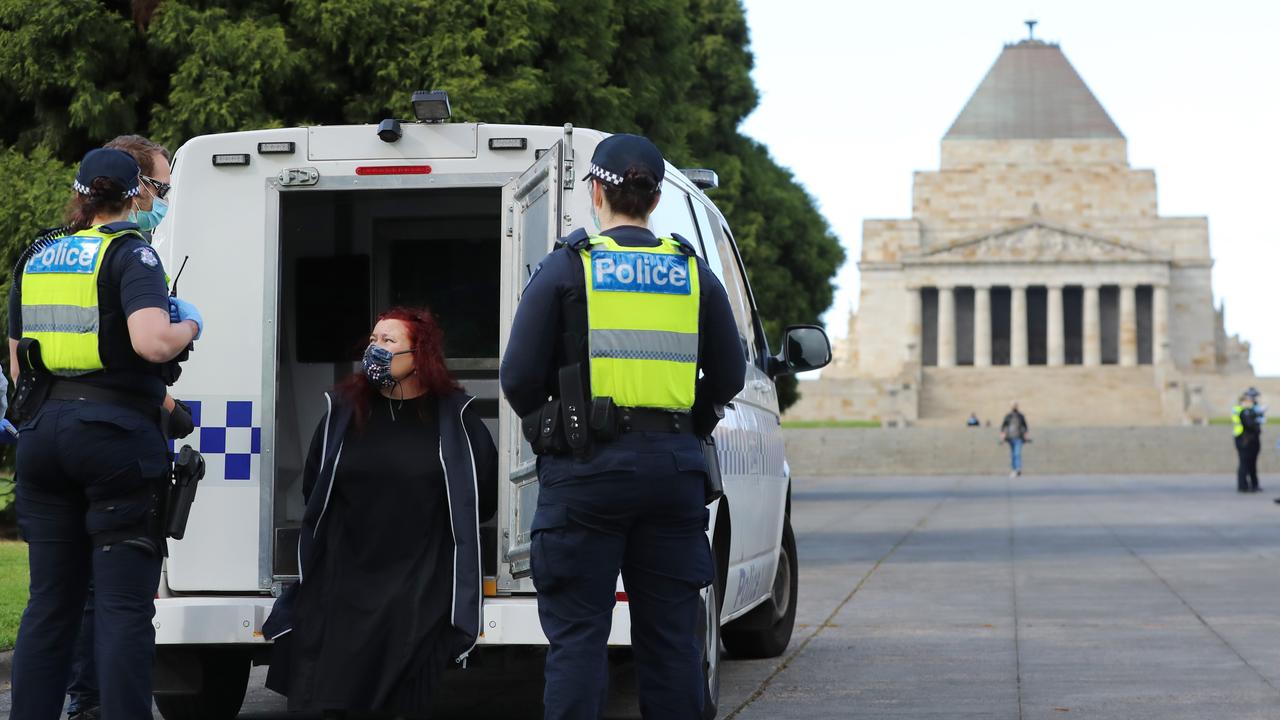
{"left": 1233, "top": 389, "right": 1263, "bottom": 493}
{"left": 1000, "top": 402, "right": 1029, "bottom": 477}
{"left": 967, "top": 412, "right": 980, "bottom": 428}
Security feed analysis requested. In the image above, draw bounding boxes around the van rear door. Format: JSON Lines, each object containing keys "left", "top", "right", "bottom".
{"left": 497, "top": 135, "right": 572, "bottom": 590}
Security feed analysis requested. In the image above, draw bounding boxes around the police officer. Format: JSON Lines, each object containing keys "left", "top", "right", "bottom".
{"left": 8, "top": 148, "right": 203, "bottom": 720}
{"left": 1233, "top": 388, "right": 1263, "bottom": 493}
{"left": 500, "top": 134, "right": 746, "bottom": 719}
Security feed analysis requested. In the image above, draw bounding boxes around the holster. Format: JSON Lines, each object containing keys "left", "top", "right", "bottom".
{"left": 9, "top": 338, "right": 51, "bottom": 425}
{"left": 166, "top": 445, "right": 206, "bottom": 540}
{"left": 559, "top": 364, "right": 590, "bottom": 459}
{"left": 702, "top": 435, "right": 725, "bottom": 505}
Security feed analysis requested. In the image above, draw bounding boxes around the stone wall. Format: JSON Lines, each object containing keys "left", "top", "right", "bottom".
{"left": 939, "top": 138, "right": 1129, "bottom": 168}
{"left": 785, "top": 426, "right": 1280, "bottom": 476}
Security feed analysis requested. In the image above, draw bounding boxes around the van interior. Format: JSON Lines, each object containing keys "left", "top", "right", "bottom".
{"left": 272, "top": 187, "right": 502, "bottom": 579}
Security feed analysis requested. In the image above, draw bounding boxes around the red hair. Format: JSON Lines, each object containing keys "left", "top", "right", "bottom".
{"left": 337, "top": 306, "right": 462, "bottom": 428}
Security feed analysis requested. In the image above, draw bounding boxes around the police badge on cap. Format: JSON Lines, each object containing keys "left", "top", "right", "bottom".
{"left": 587, "top": 134, "right": 666, "bottom": 187}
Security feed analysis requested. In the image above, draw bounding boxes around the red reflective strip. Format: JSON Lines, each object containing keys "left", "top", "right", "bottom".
{"left": 355, "top": 165, "right": 432, "bottom": 176}
{"left": 616, "top": 592, "right": 628, "bottom": 602}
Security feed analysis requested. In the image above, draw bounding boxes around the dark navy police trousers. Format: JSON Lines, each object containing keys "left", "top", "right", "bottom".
{"left": 532, "top": 432, "right": 714, "bottom": 720}
{"left": 11, "top": 399, "right": 168, "bottom": 720}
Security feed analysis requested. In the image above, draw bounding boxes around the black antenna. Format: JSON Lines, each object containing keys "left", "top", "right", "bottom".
{"left": 170, "top": 255, "right": 190, "bottom": 298}
{"left": 1025, "top": 19, "right": 1038, "bottom": 40}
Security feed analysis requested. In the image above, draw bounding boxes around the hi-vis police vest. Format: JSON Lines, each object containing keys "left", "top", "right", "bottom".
{"left": 20, "top": 225, "right": 142, "bottom": 375}
{"left": 580, "top": 235, "right": 700, "bottom": 411}
{"left": 1233, "top": 405, "right": 1246, "bottom": 437}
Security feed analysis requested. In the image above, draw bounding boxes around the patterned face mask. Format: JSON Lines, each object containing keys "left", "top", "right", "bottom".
{"left": 363, "top": 344, "right": 414, "bottom": 388}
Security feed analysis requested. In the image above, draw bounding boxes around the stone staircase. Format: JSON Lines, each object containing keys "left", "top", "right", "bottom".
{"left": 917, "top": 366, "right": 1165, "bottom": 427}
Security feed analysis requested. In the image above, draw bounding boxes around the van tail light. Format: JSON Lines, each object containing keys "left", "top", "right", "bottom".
{"left": 355, "top": 165, "right": 432, "bottom": 176}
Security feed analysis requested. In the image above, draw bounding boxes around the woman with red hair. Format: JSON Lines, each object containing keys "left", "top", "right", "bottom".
{"left": 264, "top": 306, "right": 497, "bottom": 717}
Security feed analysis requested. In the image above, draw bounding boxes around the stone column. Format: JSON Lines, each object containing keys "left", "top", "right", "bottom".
{"left": 937, "top": 286, "right": 956, "bottom": 368}
{"left": 1083, "top": 285, "right": 1101, "bottom": 366}
{"left": 973, "top": 286, "right": 992, "bottom": 367}
{"left": 1047, "top": 284, "right": 1065, "bottom": 366}
{"left": 1119, "top": 283, "right": 1138, "bottom": 367}
{"left": 1152, "top": 284, "right": 1169, "bottom": 366}
{"left": 1010, "top": 285, "right": 1028, "bottom": 367}
{"left": 906, "top": 285, "right": 923, "bottom": 364}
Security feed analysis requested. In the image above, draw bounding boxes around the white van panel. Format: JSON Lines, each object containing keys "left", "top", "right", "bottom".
{"left": 308, "top": 124, "right": 478, "bottom": 161}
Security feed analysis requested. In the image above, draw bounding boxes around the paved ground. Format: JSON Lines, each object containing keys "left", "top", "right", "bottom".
{"left": 5, "top": 473, "right": 1280, "bottom": 718}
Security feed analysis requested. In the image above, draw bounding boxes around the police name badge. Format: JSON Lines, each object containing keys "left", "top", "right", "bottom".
{"left": 591, "top": 252, "right": 690, "bottom": 295}
{"left": 25, "top": 237, "right": 103, "bottom": 275}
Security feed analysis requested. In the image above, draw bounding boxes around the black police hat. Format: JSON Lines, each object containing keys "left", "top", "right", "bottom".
{"left": 588, "top": 133, "right": 665, "bottom": 187}
{"left": 73, "top": 148, "right": 141, "bottom": 199}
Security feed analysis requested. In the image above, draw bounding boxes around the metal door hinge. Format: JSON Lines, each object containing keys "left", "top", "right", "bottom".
{"left": 278, "top": 167, "right": 319, "bottom": 186}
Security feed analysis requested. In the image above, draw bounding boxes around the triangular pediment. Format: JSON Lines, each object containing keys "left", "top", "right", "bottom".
{"left": 915, "top": 222, "right": 1152, "bottom": 264}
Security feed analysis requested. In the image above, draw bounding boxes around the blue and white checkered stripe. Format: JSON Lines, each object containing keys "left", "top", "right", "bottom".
{"left": 169, "top": 399, "right": 262, "bottom": 481}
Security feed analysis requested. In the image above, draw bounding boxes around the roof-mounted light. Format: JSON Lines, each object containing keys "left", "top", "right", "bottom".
{"left": 681, "top": 168, "right": 719, "bottom": 190}
{"left": 412, "top": 90, "right": 451, "bottom": 124}
{"left": 258, "top": 141, "right": 296, "bottom": 155}
{"left": 212, "top": 153, "right": 250, "bottom": 167}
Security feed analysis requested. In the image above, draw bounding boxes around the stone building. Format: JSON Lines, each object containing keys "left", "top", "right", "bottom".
{"left": 792, "top": 35, "right": 1270, "bottom": 426}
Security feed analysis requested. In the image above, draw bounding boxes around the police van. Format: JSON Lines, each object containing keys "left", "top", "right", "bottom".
{"left": 149, "top": 95, "right": 832, "bottom": 719}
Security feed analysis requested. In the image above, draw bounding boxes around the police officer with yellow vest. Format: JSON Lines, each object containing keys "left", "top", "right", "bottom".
{"left": 7, "top": 148, "right": 203, "bottom": 720}
{"left": 1233, "top": 388, "right": 1263, "bottom": 493}
{"left": 500, "top": 134, "right": 746, "bottom": 719}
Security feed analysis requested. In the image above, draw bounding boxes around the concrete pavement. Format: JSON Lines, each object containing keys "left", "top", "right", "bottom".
{"left": 5, "top": 473, "right": 1280, "bottom": 718}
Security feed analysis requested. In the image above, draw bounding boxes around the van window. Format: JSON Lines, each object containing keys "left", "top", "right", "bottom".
{"left": 695, "top": 206, "right": 758, "bottom": 363}
{"left": 648, "top": 181, "right": 700, "bottom": 250}
{"left": 691, "top": 200, "right": 723, "bottom": 276}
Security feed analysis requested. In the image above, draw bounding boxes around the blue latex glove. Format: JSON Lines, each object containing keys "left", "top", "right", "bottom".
{"left": 0, "top": 418, "right": 18, "bottom": 443}
{"left": 169, "top": 297, "right": 203, "bottom": 341}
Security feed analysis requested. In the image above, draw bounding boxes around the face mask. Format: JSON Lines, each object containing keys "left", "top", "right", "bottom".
{"left": 129, "top": 197, "right": 168, "bottom": 232}
{"left": 363, "top": 344, "right": 414, "bottom": 388}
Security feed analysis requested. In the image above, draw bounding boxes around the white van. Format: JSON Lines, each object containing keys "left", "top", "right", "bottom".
{"left": 148, "top": 107, "right": 831, "bottom": 719}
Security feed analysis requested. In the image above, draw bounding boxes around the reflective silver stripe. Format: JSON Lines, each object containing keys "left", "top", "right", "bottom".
{"left": 21, "top": 304, "right": 99, "bottom": 335}
{"left": 589, "top": 329, "right": 698, "bottom": 364}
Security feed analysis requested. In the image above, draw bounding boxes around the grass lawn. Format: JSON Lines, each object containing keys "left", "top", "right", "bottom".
{"left": 0, "top": 540, "right": 27, "bottom": 651}
{"left": 782, "top": 419, "right": 882, "bottom": 429}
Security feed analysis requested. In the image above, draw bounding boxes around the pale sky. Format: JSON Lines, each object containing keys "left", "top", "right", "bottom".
{"left": 739, "top": 0, "right": 1280, "bottom": 375}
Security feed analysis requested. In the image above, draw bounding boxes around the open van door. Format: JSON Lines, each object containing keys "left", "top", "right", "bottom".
{"left": 497, "top": 128, "right": 574, "bottom": 589}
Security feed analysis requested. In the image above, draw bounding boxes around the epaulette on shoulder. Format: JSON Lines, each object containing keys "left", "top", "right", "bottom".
{"left": 669, "top": 232, "right": 698, "bottom": 257}
{"left": 555, "top": 227, "right": 592, "bottom": 251}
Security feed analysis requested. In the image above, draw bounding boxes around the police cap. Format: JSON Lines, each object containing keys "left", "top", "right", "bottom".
{"left": 74, "top": 148, "right": 141, "bottom": 199}
{"left": 587, "top": 133, "right": 665, "bottom": 187}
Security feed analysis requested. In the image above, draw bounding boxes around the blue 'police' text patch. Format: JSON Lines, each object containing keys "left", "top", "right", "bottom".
{"left": 25, "top": 236, "right": 103, "bottom": 275}
{"left": 591, "top": 251, "right": 691, "bottom": 295}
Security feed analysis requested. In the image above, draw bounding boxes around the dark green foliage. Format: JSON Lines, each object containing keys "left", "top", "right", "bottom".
{"left": 0, "top": 0, "right": 842, "bottom": 410}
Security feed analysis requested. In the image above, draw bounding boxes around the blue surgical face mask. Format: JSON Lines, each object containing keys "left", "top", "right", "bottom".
{"left": 129, "top": 197, "right": 168, "bottom": 232}
{"left": 363, "top": 344, "right": 414, "bottom": 388}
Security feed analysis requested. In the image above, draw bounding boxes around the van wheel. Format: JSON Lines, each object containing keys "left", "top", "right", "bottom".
{"left": 154, "top": 648, "right": 250, "bottom": 720}
{"left": 722, "top": 514, "right": 798, "bottom": 659}
{"left": 698, "top": 572, "right": 722, "bottom": 719}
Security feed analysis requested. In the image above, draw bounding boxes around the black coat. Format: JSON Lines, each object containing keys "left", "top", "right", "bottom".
{"left": 263, "top": 389, "right": 497, "bottom": 663}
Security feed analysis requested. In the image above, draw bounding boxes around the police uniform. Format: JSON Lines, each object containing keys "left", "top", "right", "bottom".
{"left": 1233, "top": 392, "right": 1262, "bottom": 493}
{"left": 500, "top": 134, "right": 746, "bottom": 719}
{"left": 8, "top": 149, "right": 189, "bottom": 720}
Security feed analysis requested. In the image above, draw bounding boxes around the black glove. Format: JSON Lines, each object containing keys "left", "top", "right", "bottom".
{"left": 168, "top": 399, "right": 196, "bottom": 439}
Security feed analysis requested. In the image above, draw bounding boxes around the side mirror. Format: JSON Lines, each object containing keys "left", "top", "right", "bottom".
{"left": 768, "top": 325, "right": 832, "bottom": 377}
